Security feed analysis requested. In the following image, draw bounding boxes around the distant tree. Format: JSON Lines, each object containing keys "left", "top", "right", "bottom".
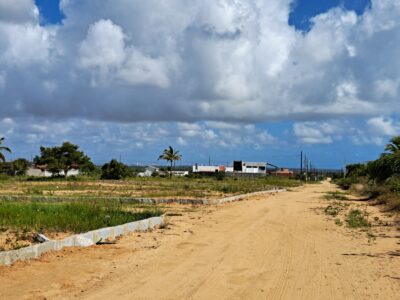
{"left": 101, "top": 159, "right": 131, "bottom": 180}
{"left": 11, "top": 158, "right": 30, "bottom": 176}
{"left": 0, "top": 158, "right": 29, "bottom": 176}
{"left": 158, "top": 146, "right": 182, "bottom": 177}
{"left": 34, "top": 142, "right": 94, "bottom": 177}
{"left": 0, "top": 137, "right": 11, "bottom": 162}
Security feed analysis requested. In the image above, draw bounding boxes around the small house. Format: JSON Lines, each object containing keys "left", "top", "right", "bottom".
{"left": 137, "top": 166, "right": 159, "bottom": 177}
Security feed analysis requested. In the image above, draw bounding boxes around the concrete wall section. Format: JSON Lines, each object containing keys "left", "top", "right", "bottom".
{"left": 132, "top": 189, "right": 286, "bottom": 205}
{"left": 0, "top": 215, "right": 165, "bottom": 266}
{"left": 214, "top": 188, "right": 287, "bottom": 205}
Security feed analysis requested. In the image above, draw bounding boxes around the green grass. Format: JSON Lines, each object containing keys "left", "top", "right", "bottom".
{"left": 345, "top": 209, "right": 370, "bottom": 228}
{"left": 0, "top": 201, "right": 163, "bottom": 233}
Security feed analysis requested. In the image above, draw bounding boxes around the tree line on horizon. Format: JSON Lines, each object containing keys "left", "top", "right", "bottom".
{"left": 0, "top": 137, "right": 182, "bottom": 180}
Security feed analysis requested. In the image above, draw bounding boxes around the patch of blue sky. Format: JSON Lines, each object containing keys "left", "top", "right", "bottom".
{"left": 35, "top": 0, "right": 64, "bottom": 25}
{"left": 289, "top": 0, "right": 372, "bottom": 31}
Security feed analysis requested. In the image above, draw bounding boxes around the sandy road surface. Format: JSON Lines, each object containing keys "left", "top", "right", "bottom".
{"left": 1, "top": 182, "right": 399, "bottom": 300}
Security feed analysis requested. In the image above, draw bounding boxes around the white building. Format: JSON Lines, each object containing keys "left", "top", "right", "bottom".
{"left": 238, "top": 162, "right": 267, "bottom": 174}
{"left": 171, "top": 170, "right": 189, "bottom": 176}
{"left": 137, "top": 166, "right": 159, "bottom": 177}
{"left": 27, "top": 167, "right": 80, "bottom": 177}
{"left": 192, "top": 161, "right": 266, "bottom": 174}
{"left": 192, "top": 165, "right": 226, "bottom": 173}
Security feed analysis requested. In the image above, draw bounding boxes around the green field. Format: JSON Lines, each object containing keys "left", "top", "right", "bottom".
{"left": 0, "top": 176, "right": 301, "bottom": 201}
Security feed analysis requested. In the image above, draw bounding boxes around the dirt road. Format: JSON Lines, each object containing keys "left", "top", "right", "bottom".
{"left": 1, "top": 182, "right": 399, "bottom": 299}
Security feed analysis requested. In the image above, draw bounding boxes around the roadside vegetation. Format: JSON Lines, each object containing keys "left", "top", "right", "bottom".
{"left": 322, "top": 200, "right": 375, "bottom": 242}
{"left": 345, "top": 209, "right": 370, "bottom": 228}
{"left": 321, "top": 136, "right": 400, "bottom": 242}
{"left": 335, "top": 136, "right": 400, "bottom": 211}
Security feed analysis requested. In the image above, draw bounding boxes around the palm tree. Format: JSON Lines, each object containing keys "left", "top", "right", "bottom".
{"left": 0, "top": 137, "right": 11, "bottom": 162}
{"left": 385, "top": 136, "right": 400, "bottom": 154}
{"left": 158, "top": 146, "right": 182, "bottom": 177}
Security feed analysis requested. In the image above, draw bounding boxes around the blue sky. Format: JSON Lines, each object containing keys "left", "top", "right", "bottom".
{"left": 35, "top": 0, "right": 64, "bottom": 25}
{"left": 0, "top": 0, "right": 399, "bottom": 169}
{"left": 289, "top": 0, "right": 371, "bottom": 31}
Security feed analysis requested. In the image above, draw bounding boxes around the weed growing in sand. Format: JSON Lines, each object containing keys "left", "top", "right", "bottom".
{"left": 324, "top": 205, "right": 340, "bottom": 217}
{"left": 334, "top": 218, "right": 343, "bottom": 226}
{"left": 366, "top": 230, "right": 376, "bottom": 244}
{"left": 345, "top": 209, "right": 370, "bottom": 228}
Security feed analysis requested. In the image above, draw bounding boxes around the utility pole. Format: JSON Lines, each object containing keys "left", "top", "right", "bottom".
{"left": 304, "top": 156, "right": 308, "bottom": 174}
{"left": 300, "top": 151, "right": 303, "bottom": 175}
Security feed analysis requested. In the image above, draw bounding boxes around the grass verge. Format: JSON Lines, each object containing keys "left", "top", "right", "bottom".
{"left": 0, "top": 201, "right": 163, "bottom": 234}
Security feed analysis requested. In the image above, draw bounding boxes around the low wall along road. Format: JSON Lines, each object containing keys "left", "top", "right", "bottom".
{"left": 0, "top": 216, "right": 164, "bottom": 266}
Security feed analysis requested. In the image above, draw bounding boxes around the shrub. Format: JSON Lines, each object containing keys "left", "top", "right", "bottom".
{"left": 335, "top": 177, "right": 359, "bottom": 190}
{"left": 366, "top": 156, "right": 393, "bottom": 182}
{"left": 215, "top": 172, "right": 225, "bottom": 181}
{"left": 101, "top": 159, "right": 131, "bottom": 180}
{"left": 346, "top": 163, "right": 367, "bottom": 178}
{"left": 386, "top": 175, "right": 400, "bottom": 194}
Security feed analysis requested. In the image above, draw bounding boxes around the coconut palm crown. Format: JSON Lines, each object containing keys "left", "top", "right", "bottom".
{"left": 0, "top": 137, "right": 12, "bottom": 162}
{"left": 158, "top": 146, "right": 182, "bottom": 176}
{"left": 385, "top": 136, "right": 400, "bottom": 154}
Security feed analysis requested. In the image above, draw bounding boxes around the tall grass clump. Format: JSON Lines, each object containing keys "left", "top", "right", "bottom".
{"left": 345, "top": 209, "right": 370, "bottom": 228}
{"left": 0, "top": 201, "right": 163, "bottom": 233}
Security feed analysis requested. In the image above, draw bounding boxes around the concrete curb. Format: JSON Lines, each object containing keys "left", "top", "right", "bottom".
{"left": 132, "top": 188, "right": 287, "bottom": 205}
{"left": 0, "top": 189, "right": 287, "bottom": 206}
{"left": 0, "top": 215, "right": 164, "bottom": 266}
{"left": 213, "top": 188, "right": 287, "bottom": 205}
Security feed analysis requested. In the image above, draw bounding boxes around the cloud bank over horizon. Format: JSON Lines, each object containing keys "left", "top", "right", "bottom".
{"left": 0, "top": 0, "right": 399, "bottom": 167}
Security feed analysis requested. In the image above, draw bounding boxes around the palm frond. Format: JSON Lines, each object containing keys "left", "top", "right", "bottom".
{"left": 0, "top": 146, "right": 11, "bottom": 153}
